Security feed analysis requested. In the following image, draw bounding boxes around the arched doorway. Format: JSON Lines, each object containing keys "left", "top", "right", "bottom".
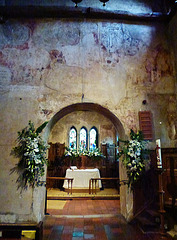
{"left": 44, "top": 103, "right": 132, "bottom": 220}
{"left": 46, "top": 102, "right": 125, "bottom": 138}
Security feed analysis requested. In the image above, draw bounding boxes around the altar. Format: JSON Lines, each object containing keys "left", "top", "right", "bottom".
{"left": 63, "top": 168, "right": 102, "bottom": 189}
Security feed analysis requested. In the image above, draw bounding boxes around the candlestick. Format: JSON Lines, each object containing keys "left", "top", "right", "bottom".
{"left": 156, "top": 139, "right": 162, "bottom": 168}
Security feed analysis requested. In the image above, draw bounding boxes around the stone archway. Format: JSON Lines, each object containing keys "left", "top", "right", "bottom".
{"left": 47, "top": 102, "right": 125, "bottom": 139}
{"left": 44, "top": 102, "right": 133, "bottom": 221}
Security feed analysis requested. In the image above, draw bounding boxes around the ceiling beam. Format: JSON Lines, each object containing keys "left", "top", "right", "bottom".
{"left": 0, "top": 6, "right": 173, "bottom": 23}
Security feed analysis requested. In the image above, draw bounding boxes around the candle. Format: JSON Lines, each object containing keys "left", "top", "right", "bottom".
{"left": 156, "top": 139, "right": 162, "bottom": 168}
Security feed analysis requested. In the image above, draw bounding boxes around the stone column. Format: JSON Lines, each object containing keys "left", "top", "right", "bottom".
{"left": 119, "top": 160, "right": 133, "bottom": 222}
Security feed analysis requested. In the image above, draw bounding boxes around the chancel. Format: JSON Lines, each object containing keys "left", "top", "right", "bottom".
{"left": 0, "top": 0, "right": 177, "bottom": 239}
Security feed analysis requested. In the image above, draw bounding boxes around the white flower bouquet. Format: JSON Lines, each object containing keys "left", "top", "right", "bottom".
{"left": 118, "top": 129, "right": 149, "bottom": 189}
{"left": 11, "top": 121, "right": 49, "bottom": 191}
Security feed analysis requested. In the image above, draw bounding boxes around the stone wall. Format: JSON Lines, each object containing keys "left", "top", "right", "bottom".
{"left": 0, "top": 15, "right": 177, "bottom": 223}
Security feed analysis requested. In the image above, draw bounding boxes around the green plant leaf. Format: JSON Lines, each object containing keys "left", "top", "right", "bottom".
{"left": 36, "top": 121, "right": 48, "bottom": 134}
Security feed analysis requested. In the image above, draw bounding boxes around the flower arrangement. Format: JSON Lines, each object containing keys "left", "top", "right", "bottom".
{"left": 64, "top": 147, "right": 104, "bottom": 160}
{"left": 11, "top": 121, "right": 49, "bottom": 191}
{"left": 118, "top": 129, "right": 149, "bottom": 189}
{"left": 64, "top": 147, "right": 79, "bottom": 158}
{"left": 85, "top": 148, "right": 105, "bottom": 160}
{"left": 63, "top": 147, "right": 104, "bottom": 168}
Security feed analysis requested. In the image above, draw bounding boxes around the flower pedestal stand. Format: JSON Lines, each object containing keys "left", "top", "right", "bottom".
{"left": 156, "top": 168, "right": 167, "bottom": 239}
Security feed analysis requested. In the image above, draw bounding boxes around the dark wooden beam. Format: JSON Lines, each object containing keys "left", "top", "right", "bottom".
{"left": 167, "top": 3, "right": 177, "bottom": 22}
{"left": 0, "top": 6, "right": 172, "bottom": 23}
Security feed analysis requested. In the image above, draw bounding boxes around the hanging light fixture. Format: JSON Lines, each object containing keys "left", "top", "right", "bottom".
{"left": 71, "top": 0, "right": 109, "bottom": 8}
{"left": 71, "top": 0, "right": 82, "bottom": 8}
{"left": 99, "top": 0, "right": 109, "bottom": 7}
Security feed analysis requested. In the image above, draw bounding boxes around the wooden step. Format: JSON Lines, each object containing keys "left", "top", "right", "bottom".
{"left": 137, "top": 216, "right": 158, "bottom": 226}
{"left": 146, "top": 209, "right": 160, "bottom": 223}
{"left": 146, "top": 209, "right": 160, "bottom": 217}
{"left": 136, "top": 216, "right": 160, "bottom": 233}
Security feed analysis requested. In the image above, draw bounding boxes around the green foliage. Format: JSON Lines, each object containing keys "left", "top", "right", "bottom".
{"left": 118, "top": 129, "right": 149, "bottom": 190}
{"left": 64, "top": 147, "right": 104, "bottom": 161}
{"left": 11, "top": 121, "right": 49, "bottom": 191}
{"left": 36, "top": 121, "right": 48, "bottom": 134}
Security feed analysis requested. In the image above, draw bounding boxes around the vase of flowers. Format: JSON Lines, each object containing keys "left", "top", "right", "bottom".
{"left": 118, "top": 129, "right": 149, "bottom": 189}
{"left": 11, "top": 120, "right": 49, "bottom": 191}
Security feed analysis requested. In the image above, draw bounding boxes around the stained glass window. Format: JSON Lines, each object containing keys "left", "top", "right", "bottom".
{"left": 80, "top": 127, "right": 87, "bottom": 150}
{"left": 89, "top": 127, "right": 98, "bottom": 150}
{"left": 69, "top": 127, "right": 77, "bottom": 149}
{"left": 69, "top": 126, "right": 99, "bottom": 151}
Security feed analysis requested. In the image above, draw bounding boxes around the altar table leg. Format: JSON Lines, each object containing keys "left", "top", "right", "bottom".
{"left": 89, "top": 179, "right": 91, "bottom": 194}
{"left": 67, "top": 179, "right": 73, "bottom": 195}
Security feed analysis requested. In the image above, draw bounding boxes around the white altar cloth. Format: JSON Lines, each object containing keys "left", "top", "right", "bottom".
{"left": 63, "top": 168, "right": 102, "bottom": 189}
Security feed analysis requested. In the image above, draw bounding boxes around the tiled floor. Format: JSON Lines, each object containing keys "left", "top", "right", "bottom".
{"left": 0, "top": 199, "right": 173, "bottom": 240}
{"left": 46, "top": 199, "right": 120, "bottom": 216}
{"left": 43, "top": 199, "right": 173, "bottom": 240}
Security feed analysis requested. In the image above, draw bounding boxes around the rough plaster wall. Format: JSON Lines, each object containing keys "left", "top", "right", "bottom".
{"left": 160, "top": 12, "right": 177, "bottom": 145}
{"left": 1, "top": 19, "right": 175, "bottom": 142}
{"left": 49, "top": 111, "right": 116, "bottom": 146}
{"left": 0, "top": 17, "right": 176, "bottom": 223}
{"left": 169, "top": 12, "right": 177, "bottom": 94}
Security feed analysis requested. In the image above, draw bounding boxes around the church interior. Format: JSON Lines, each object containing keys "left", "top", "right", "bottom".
{"left": 0, "top": 0, "right": 177, "bottom": 239}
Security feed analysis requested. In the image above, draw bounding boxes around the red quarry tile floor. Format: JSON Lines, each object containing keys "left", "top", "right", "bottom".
{"left": 46, "top": 199, "right": 120, "bottom": 216}
{"left": 43, "top": 199, "right": 173, "bottom": 240}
